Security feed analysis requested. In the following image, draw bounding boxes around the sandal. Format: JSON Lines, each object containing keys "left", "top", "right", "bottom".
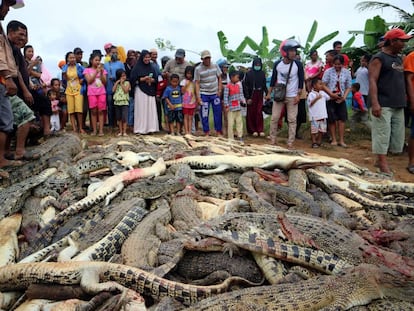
{"left": 312, "top": 143, "right": 319, "bottom": 148}
{"left": 407, "top": 165, "right": 414, "bottom": 174}
{"left": 338, "top": 143, "right": 348, "bottom": 148}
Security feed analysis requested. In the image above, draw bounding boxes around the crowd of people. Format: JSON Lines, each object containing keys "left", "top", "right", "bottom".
{"left": 1, "top": 0, "right": 414, "bottom": 177}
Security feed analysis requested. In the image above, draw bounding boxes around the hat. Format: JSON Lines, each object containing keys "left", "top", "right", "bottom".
{"left": 175, "top": 48, "right": 185, "bottom": 58}
{"left": 383, "top": 28, "right": 412, "bottom": 41}
{"left": 104, "top": 42, "right": 113, "bottom": 50}
{"left": 11, "top": 0, "right": 24, "bottom": 8}
{"left": 200, "top": 50, "right": 211, "bottom": 59}
{"left": 73, "top": 47, "right": 83, "bottom": 54}
{"left": 58, "top": 60, "right": 66, "bottom": 69}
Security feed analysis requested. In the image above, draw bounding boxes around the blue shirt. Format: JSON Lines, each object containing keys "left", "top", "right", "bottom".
{"left": 104, "top": 60, "right": 124, "bottom": 94}
{"left": 162, "top": 85, "right": 182, "bottom": 111}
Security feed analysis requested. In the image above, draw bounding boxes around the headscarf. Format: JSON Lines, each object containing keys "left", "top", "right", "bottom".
{"left": 130, "top": 49, "right": 157, "bottom": 96}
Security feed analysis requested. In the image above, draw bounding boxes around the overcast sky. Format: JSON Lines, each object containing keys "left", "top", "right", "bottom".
{"left": 3, "top": 0, "right": 412, "bottom": 76}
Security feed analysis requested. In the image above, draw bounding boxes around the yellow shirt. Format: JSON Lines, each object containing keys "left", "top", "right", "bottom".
{"left": 65, "top": 65, "right": 81, "bottom": 95}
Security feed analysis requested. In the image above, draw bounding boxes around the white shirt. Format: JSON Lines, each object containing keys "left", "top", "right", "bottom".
{"left": 307, "top": 90, "right": 329, "bottom": 120}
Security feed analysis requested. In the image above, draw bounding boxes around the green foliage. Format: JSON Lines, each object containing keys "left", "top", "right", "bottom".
{"left": 155, "top": 38, "right": 175, "bottom": 51}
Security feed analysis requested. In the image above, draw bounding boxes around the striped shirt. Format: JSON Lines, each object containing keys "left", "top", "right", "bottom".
{"left": 194, "top": 63, "right": 221, "bottom": 95}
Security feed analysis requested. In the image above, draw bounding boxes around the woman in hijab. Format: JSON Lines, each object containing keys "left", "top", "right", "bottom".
{"left": 130, "top": 49, "right": 159, "bottom": 134}
{"left": 243, "top": 57, "right": 268, "bottom": 137}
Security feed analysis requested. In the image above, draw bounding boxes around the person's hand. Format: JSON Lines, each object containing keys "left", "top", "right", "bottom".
{"left": 265, "top": 93, "right": 271, "bottom": 101}
{"left": 23, "top": 89, "right": 34, "bottom": 105}
{"left": 371, "top": 102, "right": 381, "bottom": 118}
{"left": 247, "top": 99, "right": 253, "bottom": 105}
{"left": 5, "top": 78, "right": 17, "bottom": 96}
{"left": 293, "top": 94, "right": 300, "bottom": 105}
{"left": 197, "top": 97, "right": 202, "bottom": 105}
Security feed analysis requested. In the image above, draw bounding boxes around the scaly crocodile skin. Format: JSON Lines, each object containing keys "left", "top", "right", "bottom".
{"left": 0, "top": 261, "right": 251, "bottom": 306}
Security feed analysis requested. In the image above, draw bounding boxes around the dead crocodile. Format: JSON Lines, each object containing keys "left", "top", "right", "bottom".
{"left": 165, "top": 154, "right": 332, "bottom": 174}
{"left": 19, "top": 158, "right": 166, "bottom": 257}
{"left": 184, "top": 264, "right": 414, "bottom": 310}
{"left": 0, "top": 261, "right": 253, "bottom": 307}
{"left": 0, "top": 168, "right": 57, "bottom": 221}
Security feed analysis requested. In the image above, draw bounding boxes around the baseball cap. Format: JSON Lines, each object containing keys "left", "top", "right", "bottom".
{"left": 383, "top": 28, "right": 412, "bottom": 41}
{"left": 200, "top": 50, "right": 211, "bottom": 59}
{"left": 175, "top": 48, "right": 185, "bottom": 58}
{"left": 73, "top": 47, "right": 83, "bottom": 54}
{"left": 104, "top": 42, "right": 113, "bottom": 50}
{"left": 58, "top": 60, "right": 66, "bottom": 69}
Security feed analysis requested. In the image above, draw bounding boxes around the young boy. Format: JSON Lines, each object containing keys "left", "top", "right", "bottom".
{"left": 350, "top": 82, "right": 371, "bottom": 130}
{"left": 223, "top": 71, "right": 246, "bottom": 142}
{"left": 162, "top": 74, "right": 183, "bottom": 135}
{"left": 307, "top": 77, "right": 329, "bottom": 148}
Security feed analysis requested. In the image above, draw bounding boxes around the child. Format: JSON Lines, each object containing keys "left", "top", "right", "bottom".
{"left": 180, "top": 66, "right": 196, "bottom": 135}
{"left": 350, "top": 82, "right": 371, "bottom": 130}
{"left": 84, "top": 52, "right": 107, "bottom": 136}
{"left": 223, "top": 71, "right": 246, "bottom": 142}
{"left": 48, "top": 90, "right": 60, "bottom": 132}
{"left": 163, "top": 74, "right": 183, "bottom": 135}
{"left": 50, "top": 78, "right": 67, "bottom": 131}
{"left": 113, "top": 69, "right": 131, "bottom": 136}
{"left": 307, "top": 77, "right": 329, "bottom": 148}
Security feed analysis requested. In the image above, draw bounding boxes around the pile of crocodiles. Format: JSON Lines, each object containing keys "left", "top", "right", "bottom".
{"left": 0, "top": 133, "right": 414, "bottom": 310}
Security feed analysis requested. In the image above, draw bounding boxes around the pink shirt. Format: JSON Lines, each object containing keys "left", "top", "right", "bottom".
{"left": 305, "top": 59, "right": 323, "bottom": 79}
{"left": 83, "top": 67, "right": 107, "bottom": 96}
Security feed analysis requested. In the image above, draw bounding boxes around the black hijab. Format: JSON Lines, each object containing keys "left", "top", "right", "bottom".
{"left": 130, "top": 49, "right": 157, "bottom": 96}
{"left": 244, "top": 57, "right": 267, "bottom": 98}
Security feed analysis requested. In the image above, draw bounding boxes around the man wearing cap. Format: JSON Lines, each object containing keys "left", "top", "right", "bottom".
{"left": 194, "top": 50, "right": 223, "bottom": 136}
{"left": 0, "top": 0, "right": 24, "bottom": 171}
{"left": 163, "top": 48, "right": 190, "bottom": 82}
{"left": 369, "top": 28, "right": 412, "bottom": 175}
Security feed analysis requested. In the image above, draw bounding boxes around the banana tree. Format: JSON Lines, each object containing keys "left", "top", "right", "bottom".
{"left": 242, "top": 26, "right": 282, "bottom": 73}
{"left": 299, "top": 20, "right": 340, "bottom": 60}
{"left": 217, "top": 31, "right": 256, "bottom": 65}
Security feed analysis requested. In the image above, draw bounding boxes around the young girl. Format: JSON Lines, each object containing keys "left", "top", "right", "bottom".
{"left": 48, "top": 90, "right": 60, "bottom": 132}
{"left": 180, "top": 66, "right": 196, "bottom": 135}
{"left": 112, "top": 69, "right": 131, "bottom": 136}
{"left": 84, "top": 52, "right": 107, "bottom": 136}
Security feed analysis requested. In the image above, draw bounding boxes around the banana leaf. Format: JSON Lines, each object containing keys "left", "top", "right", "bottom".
{"left": 343, "top": 35, "right": 356, "bottom": 48}
{"left": 217, "top": 31, "right": 230, "bottom": 57}
{"left": 244, "top": 36, "right": 261, "bottom": 52}
{"left": 259, "top": 26, "right": 270, "bottom": 53}
{"left": 310, "top": 31, "right": 339, "bottom": 51}
{"left": 305, "top": 21, "right": 318, "bottom": 51}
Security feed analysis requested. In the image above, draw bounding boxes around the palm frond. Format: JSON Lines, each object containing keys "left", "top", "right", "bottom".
{"left": 355, "top": 1, "right": 412, "bottom": 21}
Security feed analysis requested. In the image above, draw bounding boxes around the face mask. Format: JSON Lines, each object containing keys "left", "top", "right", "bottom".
{"left": 111, "top": 53, "right": 118, "bottom": 62}
{"left": 253, "top": 65, "right": 261, "bottom": 71}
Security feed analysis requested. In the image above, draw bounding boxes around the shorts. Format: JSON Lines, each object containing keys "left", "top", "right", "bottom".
{"left": 31, "top": 91, "right": 52, "bottom": 116}
{"left": 115, "top": 105, "right": 128, "bottom": 122}
{"left": 60, "top": 103, "right": 68, "bottom": 113}
{"left": 167, "top": 109, "right": 184, "bottom": 123}
{"left": 183, "top": 107, "right": 195, "bottom": 116}
{"left": 310, "top": 118, "right": 327, "bottom": 134}
{"left": 88, "top": 94, "right": 106, "bottom": 111}
{"left": 66, "top": 93, "right": 83, "bottom": 114}
{"left": 371, "top": 107, "right": 405, "bottom": 154}
{"left": 10, "top": 96, "right": 36, "bottom": 127}
{"left": 0, "top": 84, "right": 13, "bottom": 133}
{"left": 326, "top": 100, "right": 347, "bottom": 123}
